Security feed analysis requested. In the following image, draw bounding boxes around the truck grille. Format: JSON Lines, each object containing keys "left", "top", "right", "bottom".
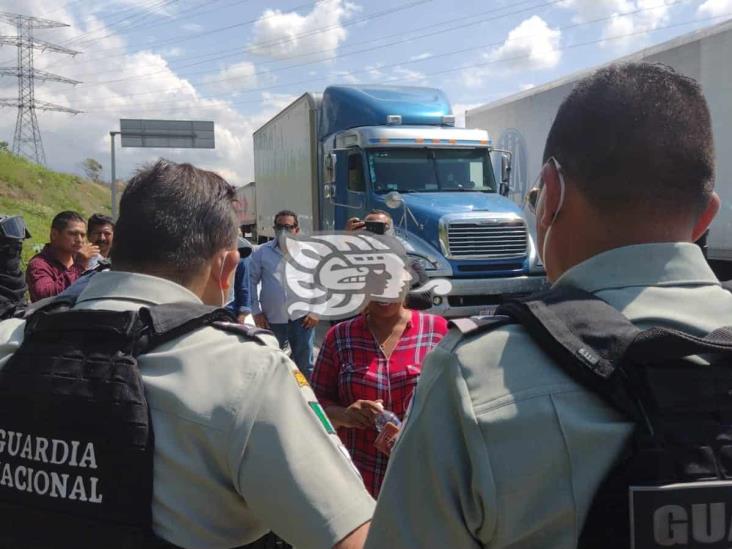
{"left": 447, "top": 220, "right": 528, "bottom": 259}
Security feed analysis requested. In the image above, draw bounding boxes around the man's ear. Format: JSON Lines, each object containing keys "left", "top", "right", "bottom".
{"left": 692, "top": 191, "right": 720, "bottom": 242}
{"left": 217, "top": 250, "right": 240, "bottom": 290}
{"left": 537, "top": 161, "right": 563, "bottom": 230}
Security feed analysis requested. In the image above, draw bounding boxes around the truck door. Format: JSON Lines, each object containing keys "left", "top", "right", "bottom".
{"left": 334, "top": 148, "right": 367, "bottom": 229}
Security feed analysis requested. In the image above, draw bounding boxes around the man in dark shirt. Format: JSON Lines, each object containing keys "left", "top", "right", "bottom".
{"left": 26, "top": 210, "right": 98, "bottom": 302}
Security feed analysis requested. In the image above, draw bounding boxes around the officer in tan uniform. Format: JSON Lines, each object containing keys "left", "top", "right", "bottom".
{"left": 0, "top": 160, "right": 374, "bottom": 549}
{"left": 365, "top": 63, "right": 726, "bottom": 548}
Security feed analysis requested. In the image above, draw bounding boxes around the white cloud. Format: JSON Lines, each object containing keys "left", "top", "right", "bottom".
{"left": 451, "top": 103, "right": 483, "bottom": 128}
{"left": 489, "top": 16, "right": 561, "bottom": 70}
{"left": 409, "top": 52, "right": 432, "bottom": 61}
{"left": 560, "top": 0, "right": 673, "bottom": 47}
{"left": 250, "top": 0, "right": 357, "bottom": 59}
{"left": 389, "top": 67, "right": 427, "bottom": 84}
{"left": 161, "top": 47, "right": 184, "bottom": 58}
{"left": 698, "top": 0, "right": 732, "bottom": 16}
{"left": 181, "top": 22, "right": 204, "bottom": 32}
{"left": 203, "top": 61, "right": 261, "bottom": 95}
{"left": 260, "top": 92, "right": 298, "bottom": 111}
{"left": 0, "top": 0, "right": 280, "bottom": 185}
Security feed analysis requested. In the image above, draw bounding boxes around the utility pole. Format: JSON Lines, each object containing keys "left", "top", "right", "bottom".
{"left": 0, "top": 12, "right": 81, "bottom": 165}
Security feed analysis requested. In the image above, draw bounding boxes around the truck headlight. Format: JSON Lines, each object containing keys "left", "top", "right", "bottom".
{"left": 409, "top": 255, "right": 437, "bottom": 271}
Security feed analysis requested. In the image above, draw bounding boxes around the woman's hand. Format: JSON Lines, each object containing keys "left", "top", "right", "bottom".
{"left": 327, "top": 400, "right": 383, "bottom": 429}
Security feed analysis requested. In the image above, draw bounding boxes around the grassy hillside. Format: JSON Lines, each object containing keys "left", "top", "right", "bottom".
{"left": 0, "top": 152, "right": 113, "bottom": 265}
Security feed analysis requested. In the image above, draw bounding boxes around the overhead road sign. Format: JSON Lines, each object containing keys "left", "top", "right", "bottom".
{"left": 109, "top": 118, "right": 216, "bottom": 218}
{"left": 119, "top": 119, "right": 215, "bottom": 149}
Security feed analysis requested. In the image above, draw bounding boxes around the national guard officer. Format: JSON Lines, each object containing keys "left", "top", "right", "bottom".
{"left": 365, "top": 63, "right": 727, "bottom": 548}
{"left": 0, "top": 160, "right": 373, "bottom": 549}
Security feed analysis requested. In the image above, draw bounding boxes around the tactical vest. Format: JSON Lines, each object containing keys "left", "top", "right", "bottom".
{"left": 0, "top": 296, "right": 275, "bottom": 549}
{"left": 454, "top": 286, "right": 732, "bottom": 549}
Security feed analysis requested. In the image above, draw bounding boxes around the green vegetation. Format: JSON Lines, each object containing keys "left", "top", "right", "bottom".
{"left": 0, "top": 152, "right": 113, "bottom": 265}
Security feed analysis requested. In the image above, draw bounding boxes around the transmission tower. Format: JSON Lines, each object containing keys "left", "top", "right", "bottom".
{"left": 0, "top": 12, "right": 81, "bottom": 165}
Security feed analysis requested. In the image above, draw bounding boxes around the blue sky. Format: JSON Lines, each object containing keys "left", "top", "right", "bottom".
{"left": 0, "top": 0, "right": 729, "bottom": 184}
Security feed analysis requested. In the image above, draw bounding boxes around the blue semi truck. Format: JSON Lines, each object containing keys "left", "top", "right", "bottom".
{"left": 253, "top": 85, "right": 546, "bottom": 317}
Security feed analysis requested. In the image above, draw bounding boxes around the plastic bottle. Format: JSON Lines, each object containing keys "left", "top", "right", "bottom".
{"left": 375, "top": 409, "right": 401, "bottom": 432}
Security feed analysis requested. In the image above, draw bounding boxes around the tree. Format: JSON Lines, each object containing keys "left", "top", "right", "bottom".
{"left": 82, "top": 158, "right": 103, "bottom": 183}
{"left": 0, "top": 141, "right": 8, "bottom": 152}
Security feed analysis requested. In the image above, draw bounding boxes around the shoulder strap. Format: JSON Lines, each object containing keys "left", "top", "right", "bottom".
{"left": 449, "top": 315, "right": 514, "bottom": 335}
{"left": 496, "top": 287, "right": 646, "bottom": 421}
{"left": 496, "top": 286, "right": 640, "bottom": 378}
{"left": 210, "top": 320, "right": 276, "bottom": 346}
{"left": 137, "top": 302, "right": 235, "bottom": 352}
{"left": 497, "top": 286, "right": 732, "bottom": 425}
{"left": 21, "top": 292, "right": 78, "bottom": 318}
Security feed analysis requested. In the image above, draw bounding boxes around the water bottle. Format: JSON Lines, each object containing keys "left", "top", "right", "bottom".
{"left": 375, "top": 409, "right": 401, "bottom": 432}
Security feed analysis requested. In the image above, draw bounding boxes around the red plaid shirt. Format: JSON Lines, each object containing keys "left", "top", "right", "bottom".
{"left": 311, "top": 310, "right": 448, "bottom": 497}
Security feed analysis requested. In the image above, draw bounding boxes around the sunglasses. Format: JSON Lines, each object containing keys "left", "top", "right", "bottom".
{"left": 525, "top": 157, "right": 563, "bottom": 215}
{"left": 0, "top": 216, "right": 30, "bottom": 240}
{"left": 274, "top": 224, "right": 297, "bottom": 231}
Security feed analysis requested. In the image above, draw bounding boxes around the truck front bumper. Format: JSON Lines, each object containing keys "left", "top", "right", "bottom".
{"left": 428, "top": 275, "right": 548, "bottom": 319}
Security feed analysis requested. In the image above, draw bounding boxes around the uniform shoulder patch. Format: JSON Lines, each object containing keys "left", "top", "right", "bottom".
{"left": 308, "top": 401, "right": 336, "bottom": 434}
{"left": 293, "top": 370, "right": 309, "bottom": 388}
{"left": 211, "top": 321, "right": 275, "bottom": 346}
{"left": 449, "top": 314, "right": 514, "bottom": 336}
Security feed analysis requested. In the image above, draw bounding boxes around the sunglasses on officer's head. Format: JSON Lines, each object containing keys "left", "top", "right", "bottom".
{"left": 526, "top": 157, "right": 563, "bottom": 215}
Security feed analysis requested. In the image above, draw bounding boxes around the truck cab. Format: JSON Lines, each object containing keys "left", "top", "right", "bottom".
{"left": 317, "top": 86, "right": 546, "bottom": 317}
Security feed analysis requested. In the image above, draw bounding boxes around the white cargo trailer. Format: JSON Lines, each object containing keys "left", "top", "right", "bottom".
{"left": 253, "top": 94, "right": 320, "bottom": 241}
{"left": 467, "top": 20, "right": 732, "bottom": 268}
{"left": 234, "top": 182, "right": 257, "bottom": 239}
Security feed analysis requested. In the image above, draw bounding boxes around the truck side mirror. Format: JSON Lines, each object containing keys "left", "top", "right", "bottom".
{"left": 500, "top": 154, "right": 512, "bottom": 197}
{"left": 325, "top": 152, "right": 337, "bottom": 184}
{"left": 501, "top": 154, "right": 511, "bottom": 184}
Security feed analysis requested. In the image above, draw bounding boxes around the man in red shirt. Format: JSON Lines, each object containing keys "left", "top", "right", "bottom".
{"left": 26, "top": 210, "right": 99, "bottom": 302}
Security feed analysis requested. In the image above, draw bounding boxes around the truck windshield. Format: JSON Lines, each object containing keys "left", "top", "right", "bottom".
{"left": 367, "top": 148, "right": 497, "bottom": 193}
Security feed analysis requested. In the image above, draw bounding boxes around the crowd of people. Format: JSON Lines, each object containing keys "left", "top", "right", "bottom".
{"left": 0, "top": 61, "right": 727, "bottom": 549}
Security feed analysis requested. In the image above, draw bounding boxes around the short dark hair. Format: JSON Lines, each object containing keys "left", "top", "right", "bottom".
{"left": 274, "top": 210, "right": 298, "bottom": 227}
{"left": 87, "top": 213, "right": 115, "bottom": 233}
{"left": 366, "top": 209, "right": 393, "bottom": 223}
{"left": 111, "top": 159, "right": 237, "bottom": 282}
{"left": 51, "top": 211, "right": 85, "bottom": 232}
{"left": 543, "top": 62, "right": 714, "bottom": 214}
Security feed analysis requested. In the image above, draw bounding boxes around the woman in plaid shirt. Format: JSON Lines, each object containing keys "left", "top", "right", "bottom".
{"left": 311, "top": 297, "right": 448, "bottom": 497}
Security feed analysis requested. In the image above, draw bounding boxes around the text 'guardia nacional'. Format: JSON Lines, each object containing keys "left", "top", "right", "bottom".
{"left": 0, "top": 429, "right": 103, "bottom": 503}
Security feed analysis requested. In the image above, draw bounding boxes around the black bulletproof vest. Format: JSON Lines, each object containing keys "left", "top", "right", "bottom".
{"left": 490, "top": 287, "right": 732, "bottom": 549}
{"left": 0, "top": 298, "right": 239, "bottom": 549}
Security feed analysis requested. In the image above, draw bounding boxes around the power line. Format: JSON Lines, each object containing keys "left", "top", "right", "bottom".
{"left": 70, "top": 0, "right": 549, "bottom": 83}
{"left": 49, "top": 0, "right": 335, "bottom": 69}
{"left": 74, "top": 0, "right": 690, "bottom": 107}
{"left": 0, "top": 12, "right": 81, "bottom": 165}
{"left": 81, "top": 11, "right": 731, "bottom": 114}
{"left": 0, "top": 0, "right": 178, "bottom": 66}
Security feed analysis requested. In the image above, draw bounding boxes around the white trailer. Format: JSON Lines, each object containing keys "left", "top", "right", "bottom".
{"left": 234, "top": 182, "right": 257, "bottom": 238}
{"left": 467, "top": 20, "right": 732, "bottom": 265}
{"left": 253, "top": 93, "right": 320, "bottom": 241}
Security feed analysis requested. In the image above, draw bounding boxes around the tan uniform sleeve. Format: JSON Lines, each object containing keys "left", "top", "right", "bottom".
{"left": 231, "top": 348, "right": 374, "bottom": 549}
{"left": 365, "top": 335, "right": 497, "bottom": 549}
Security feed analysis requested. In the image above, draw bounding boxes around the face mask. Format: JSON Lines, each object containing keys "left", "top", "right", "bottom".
{"left": 219, "top": 252, "right": 233, "bottom": 307}
{"left": 538, "top": 157, "right": 566, "bottom": 270}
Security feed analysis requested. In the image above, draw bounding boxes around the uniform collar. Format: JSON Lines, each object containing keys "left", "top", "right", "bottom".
{"left": 553, "top": 242, "right": 720, "bottom": 293}
{"left": 76, "top": 270, "right": 202, "bottom": 306}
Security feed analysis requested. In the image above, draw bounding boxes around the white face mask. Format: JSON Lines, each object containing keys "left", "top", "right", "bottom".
{"left": 218, "top": 252, "right": 233, "bottom": 307}
{"left": 538, "top": 157, "right": 566, "bottom": 270}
